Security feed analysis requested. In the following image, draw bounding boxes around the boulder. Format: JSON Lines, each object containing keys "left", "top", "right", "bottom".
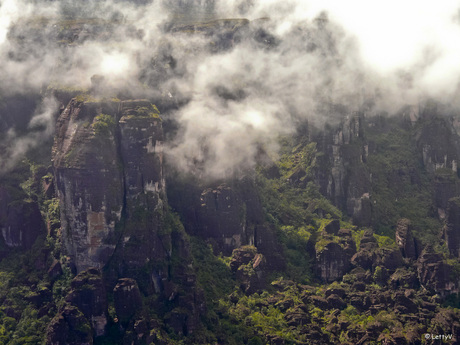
{"left": 351, "top": 249, "right": 375, "bottom": 271}
{"left": 309, "top": 295, "right": 329, "bottom": 310}
{"left": 284, "top": 307, "right": 310, "bottom": 327}
{"left": 325, "top": 287, "right": 347, "bottom": 299}
{"left": 46, "top": 304, "right": 93, "bottom": 345}
{"left": 316, "top": 242, "right": 353, "bottom": 282}
{"left": 326, "top": 294, "right": 346, "bottom": 310}
{"left": 324, "top": 219, "right": 340, "bottom": 235}
{"left": 395, "top": 219, "right": 417, "bottom": 259}
{"left": 231, "top": 246, "right": 267, "bottom": 294}
{"left": 376, "top": 247, "right": 404, "bottom": 272}
{"left": 338, "top": 228, "right": 352, "bottom": 237}
{"left": 113, "top": 278, "right": 142, "bottom": 325}
{"left": 417, "top": 245, "right": 458, "bottom": 296}
{"left": 393, "top": 291, "right": 418, "bottom": 314}
{"left": 65, "top": 268, "right": 108, "bottom": 337}
{"left": 230, "top": 246, "right": 258, "bottom": 272}
{"left": 359, "top": 229, "right": 378, "bottom": 249}
{"left": 389, "top": 268, "right": 419, "bottom": 290}
{"left": 351, "top": 230, "right": 387, "bottom": 271}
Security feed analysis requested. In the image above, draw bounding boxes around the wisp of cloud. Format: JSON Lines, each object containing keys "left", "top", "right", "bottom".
{"left": 0, "top": 0, "right": 459, "bottom": 178}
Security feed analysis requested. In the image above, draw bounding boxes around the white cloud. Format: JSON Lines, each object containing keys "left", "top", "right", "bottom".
{"left": 1, "top": 0, "right": 460, "bottom": 176}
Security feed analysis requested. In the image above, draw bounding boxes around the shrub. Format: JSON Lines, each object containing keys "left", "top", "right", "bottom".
{"left": 92, "top": 114, "right": 116, "bottom": 136}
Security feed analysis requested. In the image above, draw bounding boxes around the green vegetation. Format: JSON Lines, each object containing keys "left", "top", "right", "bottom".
{"left": 1, "top": 86, "right": 460, "bottom": 345}
{"left": 124, "top": 104, "right": 162, "bottom": 120}
{"left": 137, "top": 104, "right": 161, "bottom": 118}
{"left": 366, "top": 120, "right": 440, "bottom": 240}
{"left": 255, "top": 135, "right": 344, "bottom": 284}
{"left": 0, "top": 239, "right": 59, "bottom": 344}
{"left": 92, "top": 114, "right": 116, "bottom": 136}
{"left": 46, "top": 83, "right": 87, "bottom": 92}
{"left": 75, "top": 93, "right": 99, "bottom": 103}
{"left": 0, "top": 127, "right": 73, "bottom": 344}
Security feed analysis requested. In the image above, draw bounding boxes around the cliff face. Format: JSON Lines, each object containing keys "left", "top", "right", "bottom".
{"left": 0, "top": 167, "right": 46, "bottom": 251}
{"left": 2, "top": 11, "right": 460, "bottom": 345}
{"left": 1, "top": 92, "right": 460, "bottom": 345}
{"left": 444, "top": 197, "right": 460, "bottom": 258}
{"left": 314, "top": 113, "right": 372, "bottom": 226}
{"left": 309, "top": 104, "right": 460, "bottom": 236}
{"left": 52, "top": 99, "right": 165, "bottom": 273}
{"left": 49, "top": 97, "right": 206, "bottom": 341}
{"left": 114, "top": 101, "right": 169, "bottom": 280}
{"left": 52, "top": 99, "right": 123, "bottom": 272}
{"left": 167, "top": 175, "right": 285, "bottom": 270}
{"left": 0, "top": 192, "right": 44, "bottom": 249}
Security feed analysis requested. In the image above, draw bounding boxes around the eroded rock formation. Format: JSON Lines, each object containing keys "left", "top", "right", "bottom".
{"left": 395, "top": 218, "right": 418, "bottom": 260}
{"left": 47, "top": 268, "right": 108, "bottom": 343}
{"left": 52, "top": 99, "right": 165, "bottom": 273}
{"left": 444, "top": 197, "right": 460, "bottom": 258}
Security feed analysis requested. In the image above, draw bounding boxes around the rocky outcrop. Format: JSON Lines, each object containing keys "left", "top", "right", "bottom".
{"left": 350, "top": 230, "right": 404, "bottom": 275}
{"left": 444, "top": 197, "right": 460, "bottom": 258}
{"left": 316, "top": 229, "right": 356, "bottom": 282}
{"left": 51, "top": 97, "right": 210, "bottom": 341}
{"left": 230, "top": 246, "right": 266, "bottom": 294}
{"left": 309, "top": 105, "right": 460, "bottom": 230}
{"left": 324, "top": 219, "right": 340, "bottom": 235}
{"left": 197, "top": 184, "right": 247, "bottom": 255}
{"left": 113, "top": 278, "right": 142, "bottom": 325}
{"left": 0, "top": 178, "right": 46, "bottom": 249}
{"left": 351, "top": 229, "right": 378, "bottom": 270}
{"left": 417, "top": 115, "right": 460, "bottom": 176}
{"left": 114, "top": 100, "right": 169, "bottom": 278}
{"left": 46, "top": 304, "right": 93, "bottom": 345}
{"left": 414, "top": 113, "right": 460, "bottom": 217}
{"left": 0, "top": 198, "right": 44, "bottom": 249}
{"left": 316, "top": 242, "right": 353, "bottom": 282}
{"left": 389, "top": 268, "right": 419, "bottom": 289}
{"left": 417, "top": 245, "right": 458, "bottom": 296}
{"left": 167, "top": 176, "right": 284, "bottom": 268}
{"left": 65, "top": 268, "right": 108, "bottom": 337}
{"left": 434, "top": 170, "right": 459, "bottom": 219}
{"left": 52, "top": 99, "right": 123, "bottom": 272}
{"left": 314, "top": 112, "right": 372, "bottom": 226}
{"left": 376, "top": 247, "right": 404, "bottom": 273}
{"left": 52, "top": 98, "right": 166, "bottom": 274}
{"left": 395, "top": 219, "right": 418, "bottom": 259}
{"left": 47, "top": 268, "right": 108, "bottom": 344}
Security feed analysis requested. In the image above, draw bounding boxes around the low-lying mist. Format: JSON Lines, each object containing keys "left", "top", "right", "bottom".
{"left": 1, "top": 0, "right": 459, "bottom": 178}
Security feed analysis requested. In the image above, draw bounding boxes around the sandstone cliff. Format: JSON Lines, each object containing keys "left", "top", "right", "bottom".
{"left": 52, "top": 99, "right": 166, "bottom": 274}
